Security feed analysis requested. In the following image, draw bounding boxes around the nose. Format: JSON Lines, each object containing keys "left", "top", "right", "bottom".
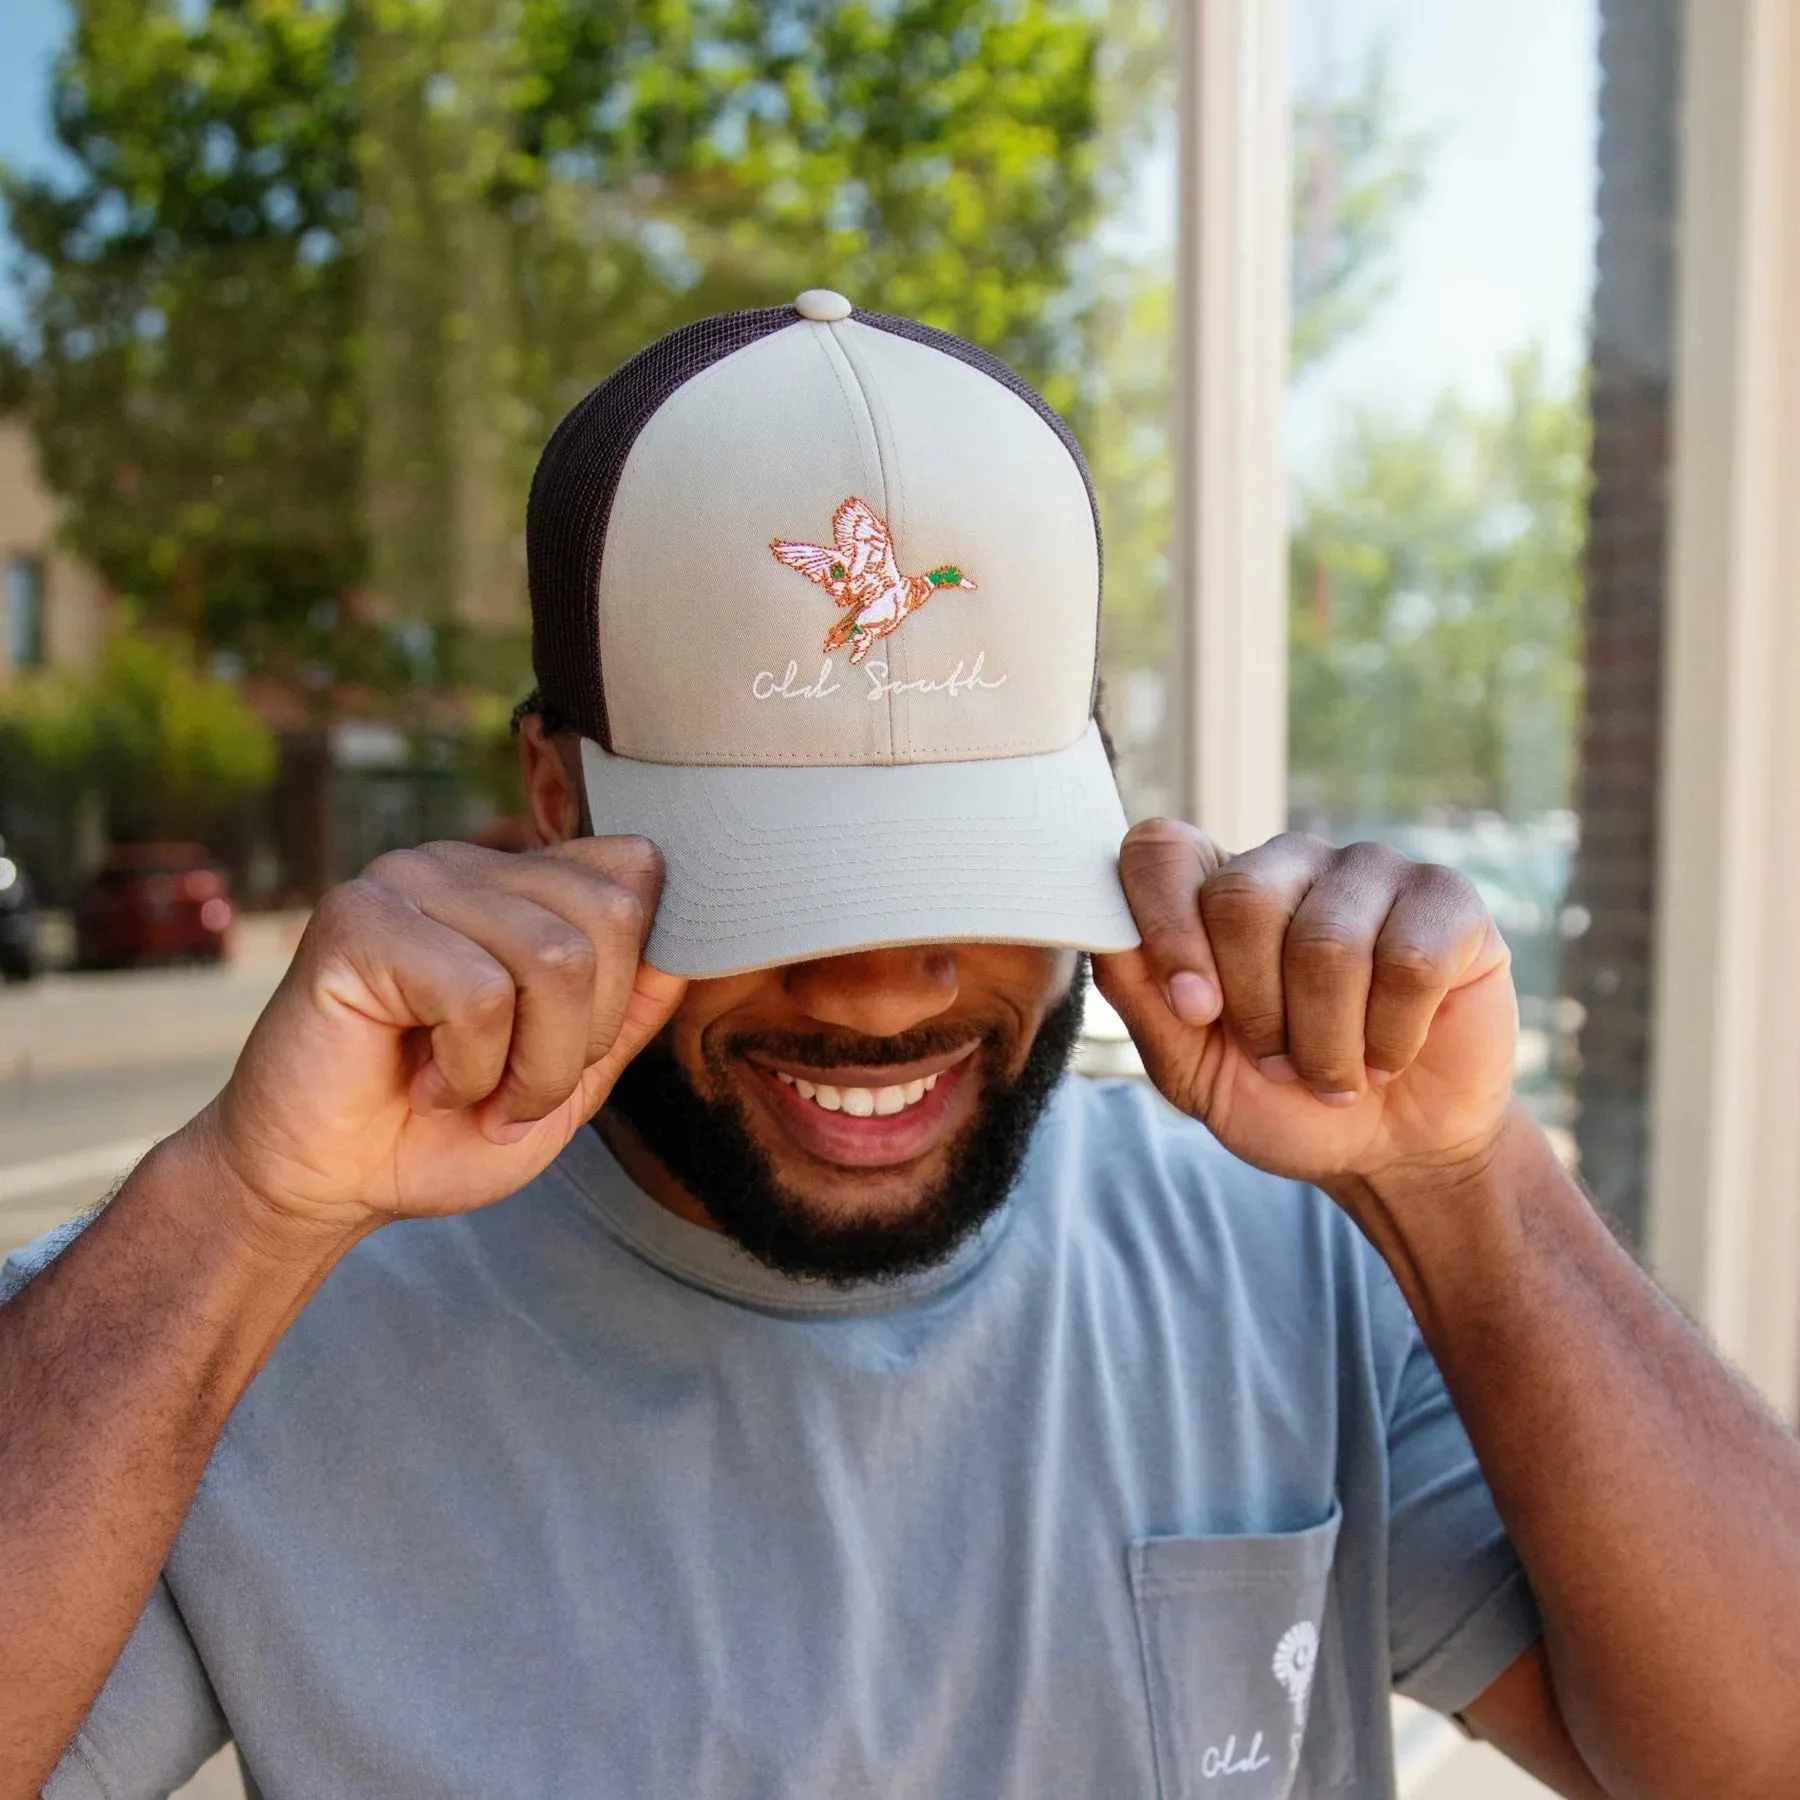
{"left": 782, "top": 945, "right": 960, "bottom": 1040}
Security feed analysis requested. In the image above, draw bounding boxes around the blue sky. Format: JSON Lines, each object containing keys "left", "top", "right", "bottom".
{"left": 1288, "top": 0, "right": 1599, "bottom": 468}
{"left": 0, "top": 0, "right": 69, "bottom": 179}
{"left": 1, "top": 0, "right": 1596, "bottom": 445}
{"left": 0, "top": 0, "right": 75, "bottom": 336}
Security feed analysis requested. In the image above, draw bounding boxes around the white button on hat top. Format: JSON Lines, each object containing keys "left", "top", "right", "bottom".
{"left": 794, "top": 288, "right": 853, "bottom": 322}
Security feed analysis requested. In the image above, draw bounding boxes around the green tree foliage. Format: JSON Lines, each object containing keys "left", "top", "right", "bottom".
{"left": 5, "top": 3, "right": 1578, "bottom": 845}
{"left": 1290, "top": 58, "right": 1423, "bottom": 374}
{"left": 2, "top": 0, "right": 364, "bottom": 689}
{"left": 2, "top": 0, "right": 1101, "bottom": 701}
{"left": 1287, "top": 352, "right": 1590, "bottom": 820}
{"left": 0, "top": 634, "right": 277, "bottom": 840}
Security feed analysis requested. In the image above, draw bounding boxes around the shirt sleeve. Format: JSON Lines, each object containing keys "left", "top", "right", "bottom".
{"left": 41, "top": 1579, "right": 231, "bottom": 1799}
{"left": 4, "top": 1226, "right": 233, "bottom": 1797}
{"left": 1384, "top": 1318, "right": 1543, "bottom": 1713}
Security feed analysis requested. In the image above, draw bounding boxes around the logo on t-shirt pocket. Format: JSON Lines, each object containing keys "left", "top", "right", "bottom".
{"left": 1128, "top": 1502, "right": 1348, "bottom": 1799}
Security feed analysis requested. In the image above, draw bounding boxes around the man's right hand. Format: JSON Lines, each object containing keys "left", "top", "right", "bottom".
{"left": 196, "top": 837, "right": 682, "bottom": 1245}
{"left": 1, "top": 835, "right": 678, "bottom": 1796}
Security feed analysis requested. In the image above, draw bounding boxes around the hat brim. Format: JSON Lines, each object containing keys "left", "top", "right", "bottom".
{"left": 580, "top": 721, "right": 1141, "bottom": 979}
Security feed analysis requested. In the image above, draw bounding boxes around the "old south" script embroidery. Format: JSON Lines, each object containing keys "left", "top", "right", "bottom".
{"left": 861, "top": 654, "right": 1006, "bottom": 701}
{"left": 753, "top": 660, "right": 843, "bottom": 701}
{"left": 1200, "top": 1732, "right": 1273, "bottom": 1779}
{"left": 751, "top": 653, "right": 1006, "bottom": 703}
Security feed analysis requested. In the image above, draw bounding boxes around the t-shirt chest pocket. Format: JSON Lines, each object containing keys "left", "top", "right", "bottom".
{"left": 1128, "top": 1502, "right": 1351, "bottom": 1800}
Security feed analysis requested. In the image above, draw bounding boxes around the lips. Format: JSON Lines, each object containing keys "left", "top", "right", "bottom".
{"left": 743, "top": 1045, "right": 980, "bottom": 1170}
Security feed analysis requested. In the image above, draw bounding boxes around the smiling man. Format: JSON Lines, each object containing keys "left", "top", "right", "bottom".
{"left": 5, "top": 294, "right": 1800, "bottom": 1800}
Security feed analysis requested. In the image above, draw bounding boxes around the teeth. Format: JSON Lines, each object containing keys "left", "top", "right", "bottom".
{"left": 774, "top": 1070, "right": 946, "bottom": 1114}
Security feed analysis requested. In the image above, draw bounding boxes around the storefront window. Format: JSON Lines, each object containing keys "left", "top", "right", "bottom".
{"left": 1084, "top": 5, "right": 1181, "bottom": 823}
{"left": 4, "top": 1, "right": 1178, "bottom": 891}
{"left": 1286, "top": 0, "right": 1678, "bottom": 1231}
{"left": 4, "top": 556, "right": 44, "bottom": 670}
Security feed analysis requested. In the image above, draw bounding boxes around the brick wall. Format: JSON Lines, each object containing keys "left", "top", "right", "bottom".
{"left": 0, "top": 418, "right": 111, "bottom": 673}
{"left": 1565, "top": 0, "right": 1682, "bottom": 1239}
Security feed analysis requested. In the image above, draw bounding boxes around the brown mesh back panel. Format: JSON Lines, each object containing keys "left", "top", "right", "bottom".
{"left": 528, "top": 307, "right": 796, "bottom": 746}
{"left": 527, "top": 303, "right": 1102, "bottom": 744}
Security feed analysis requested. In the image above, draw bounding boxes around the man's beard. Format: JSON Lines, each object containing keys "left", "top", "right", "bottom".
{"left": 601, "top": 967, "right": 1087, "bottom": 1287}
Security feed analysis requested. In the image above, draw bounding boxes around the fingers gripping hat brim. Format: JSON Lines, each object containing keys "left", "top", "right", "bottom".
{"left": 581, "top": 722, "right": 1139, "bottom": 979}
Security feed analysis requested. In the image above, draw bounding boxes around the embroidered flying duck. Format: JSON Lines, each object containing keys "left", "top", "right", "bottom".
{"left": 770, "top": 496, "right": 976, "bottom": 665}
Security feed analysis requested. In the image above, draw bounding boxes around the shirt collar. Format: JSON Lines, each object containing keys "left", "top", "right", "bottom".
{"left": 547, "top": 1120, "right": 1018, "bottom": 1317}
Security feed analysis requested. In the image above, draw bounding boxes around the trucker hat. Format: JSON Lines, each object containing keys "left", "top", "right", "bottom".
{"left": 526, "top": 288, "right": 1139, "bottom": 979}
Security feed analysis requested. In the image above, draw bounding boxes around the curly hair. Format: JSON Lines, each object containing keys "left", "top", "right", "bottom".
{"left": 509, "top": 687, "right": 580, "bottom": 739}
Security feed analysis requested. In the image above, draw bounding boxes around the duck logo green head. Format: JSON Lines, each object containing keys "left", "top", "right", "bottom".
{"left": 771, "top": 496, "right": 978, "bottom": 666}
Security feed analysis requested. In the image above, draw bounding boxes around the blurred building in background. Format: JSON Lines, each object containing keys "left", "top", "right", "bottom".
{"left": 0, "top": 416, "right": 109, "bottom": 677}
{"left": 0, "top": 424, "right": 483, "bottom": 907}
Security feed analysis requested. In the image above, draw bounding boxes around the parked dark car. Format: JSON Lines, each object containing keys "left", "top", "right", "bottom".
{"left": 0, "top": 834, "right": 40, "bottom": 982}
{"left": 75, "top": 843, "right": 235, "bottom": 970}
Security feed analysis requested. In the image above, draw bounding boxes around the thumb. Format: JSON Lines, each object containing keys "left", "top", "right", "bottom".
{"left": 601, "top": 963, "right": 688, "bottom": 1076}
{"left": 566, "top": 963, "right": 688, "bottom": 1128}
{"left": 1093, "top": 818, "right": 1228, "bottom": 1070}
{"left": 1092, "top": 942, "right": 1222, "bottom": 1076}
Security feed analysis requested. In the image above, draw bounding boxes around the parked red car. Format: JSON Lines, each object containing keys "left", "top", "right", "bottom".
{"left": 75, "top": 843, "right": 235, "bottom": 970}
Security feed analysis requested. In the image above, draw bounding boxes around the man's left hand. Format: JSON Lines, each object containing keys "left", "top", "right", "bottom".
{"left": 1092, "top": 821, "right": 1517, "bottom": 1189}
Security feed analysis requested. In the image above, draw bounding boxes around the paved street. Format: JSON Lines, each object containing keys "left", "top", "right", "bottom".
{"left": 0, "top": 925, "right": 300, "bottom": 1258}
{"left": 0, "top": 1052, "right": 241, "bottom": 1257}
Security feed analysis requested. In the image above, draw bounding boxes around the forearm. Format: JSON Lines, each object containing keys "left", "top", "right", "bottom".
{"left": 0, "top": 1112, "right": 359, "bottom": 1799}
{"left": 1332, "top": 1108, "right": 1800, "bottom": 1800}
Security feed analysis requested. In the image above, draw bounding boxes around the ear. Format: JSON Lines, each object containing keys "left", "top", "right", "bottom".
{"left": 519, "top": 713, "right": 583, "bottom": 846}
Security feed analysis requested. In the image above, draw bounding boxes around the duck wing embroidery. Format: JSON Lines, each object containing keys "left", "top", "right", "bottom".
{"left": 834, "top": 496, "right": 902, "bottom": 593}
{"left": 768, "top": 538, "right": 859, "bottom": 608}
{"left": 772, "top": 495, "right": 974, "bottom": 667}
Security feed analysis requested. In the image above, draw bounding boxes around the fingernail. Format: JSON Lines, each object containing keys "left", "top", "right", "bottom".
{"left": 1316, "top": 1089, "right": 1361, "bottom": 1109}
{"left": 1167, "top": 971, "right": 1220, "bottom": 1025}
{"left": 1258, "top": 1054, "right": 1301, "bottom": 1084}
{"left": 489, "top": 1119, "right": 535, "bottom": 1145}
{"left": 1366, "top": 1065, "right": 1397, "bottom": 1088}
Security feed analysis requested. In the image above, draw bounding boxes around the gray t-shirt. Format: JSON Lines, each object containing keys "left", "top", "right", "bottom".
{"left": 10, "top": 1076, "right": 1538, "bottom": 1799}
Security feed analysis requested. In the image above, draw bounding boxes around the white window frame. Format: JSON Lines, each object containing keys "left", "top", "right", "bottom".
{"left": 1647, "top": 0, "right": 1800, "bottom": 1420}
{"left": 1169, "top": 0, "right": 1291, "bottom": 853}
{"left": 1173, "top": 0, "right": 1800, "bottom": 1420}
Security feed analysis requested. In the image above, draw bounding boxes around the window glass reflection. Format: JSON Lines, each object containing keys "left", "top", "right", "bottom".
{"left": 1286, "top": 0, "right": 1673, "bottom": 1214}
{"left": 3, "top": 2, "right": 1177, "bottom": 913}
